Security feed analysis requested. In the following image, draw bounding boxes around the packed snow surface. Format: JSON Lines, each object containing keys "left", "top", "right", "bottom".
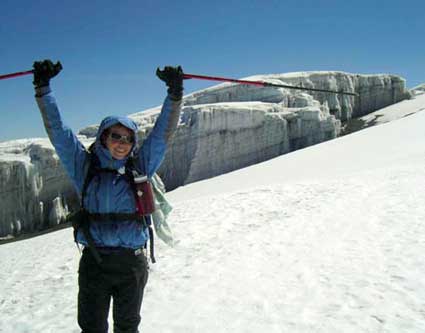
{"left": 0, "top": 94, "right": 424, "bottom": 332}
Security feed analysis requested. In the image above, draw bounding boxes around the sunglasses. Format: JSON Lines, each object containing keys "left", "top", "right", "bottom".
{"left": 108, "top": 132, "right": 135, "bottom": 144}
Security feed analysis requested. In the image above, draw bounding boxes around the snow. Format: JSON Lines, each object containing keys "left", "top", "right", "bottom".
{"left": 357, "top": 93, "right": 425, "bottom": 126}
{"left": 411, "top": 84, "right": 425, "bottom": 96}
{"left": 0, "top": 93, "right": 425, "bottom": 332}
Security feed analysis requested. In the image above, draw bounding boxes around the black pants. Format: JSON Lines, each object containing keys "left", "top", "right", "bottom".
{"left": 78, "top": 248, "right": 149, "bottom": 333}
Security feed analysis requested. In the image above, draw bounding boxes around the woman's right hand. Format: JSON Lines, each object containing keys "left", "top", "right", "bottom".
{"left": 33, "top": 59, "right": 62, "bottom": 88}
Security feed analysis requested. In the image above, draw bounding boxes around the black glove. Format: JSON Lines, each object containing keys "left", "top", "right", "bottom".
{"left": 33, "top": 59, "right": 63, "bottom": 88}
{"left": 156, "top": 65, "right": 184, "bottom": 101}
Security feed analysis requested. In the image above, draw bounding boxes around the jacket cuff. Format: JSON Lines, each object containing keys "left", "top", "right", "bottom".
{"left": 35, "top": 85, "right": 52, "bottom": 98}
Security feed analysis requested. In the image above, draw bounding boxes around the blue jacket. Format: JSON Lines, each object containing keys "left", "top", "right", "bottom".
{"left": 35, "top": 86, "right": 181, "bottom": 249}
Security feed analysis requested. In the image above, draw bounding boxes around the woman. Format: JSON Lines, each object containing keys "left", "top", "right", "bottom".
{"left": 33, "top": 59, "right": 183, "bottom": 333}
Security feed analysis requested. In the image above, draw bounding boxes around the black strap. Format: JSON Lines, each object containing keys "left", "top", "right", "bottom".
{"left": 68, "top": 209, "right": 103, "bottom": 264}
{"left": 81, "top": 220, "right": 103, "bottom": 265}
{"left": 125, "top": 158, "right": 157, "bottom": 263}
{"left": 80, "top": 148, "right": 98, "bottom": 208}
{"left": 88, "top": 213, "right": 146, "bottom": 223}
{"left": 148, "top": 225, "right": 156, "bottom": 263}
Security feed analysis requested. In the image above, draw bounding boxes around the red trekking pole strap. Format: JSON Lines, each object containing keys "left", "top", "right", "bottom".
{"left": 0, "top": 70, "right": 33, "bottom": 81}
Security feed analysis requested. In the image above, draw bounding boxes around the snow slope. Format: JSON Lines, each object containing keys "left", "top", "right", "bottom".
{"left": 348, "top": 92, "right": 425, "bottom": 130}
{"left": 0, "top": 94, "right": 424, "bottom": 332}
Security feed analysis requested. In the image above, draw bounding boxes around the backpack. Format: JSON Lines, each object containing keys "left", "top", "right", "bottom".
{"left": 67, "top": 147, "right": 156, "bottom": 264}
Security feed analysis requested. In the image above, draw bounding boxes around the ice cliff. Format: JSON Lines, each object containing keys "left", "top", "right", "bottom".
{"left": 0, "top": 71, "right": 409, "bottom": 238}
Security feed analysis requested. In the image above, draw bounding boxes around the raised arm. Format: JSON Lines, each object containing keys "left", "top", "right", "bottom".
{"left": 137, "top": 66, "right": 184, "bottom": 177}
{"left": 33, "top": 60, "right": 89, "bottom": 193}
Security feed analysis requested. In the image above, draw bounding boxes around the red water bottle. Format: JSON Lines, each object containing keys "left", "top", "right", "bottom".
{"left": 133, "top": 175, "right": 155, "bottom": 216}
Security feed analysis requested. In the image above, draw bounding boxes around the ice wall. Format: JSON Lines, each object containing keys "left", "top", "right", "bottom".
{"left": 0, "top": 139, "right": 87, "bottom": 237}
{"left": 182, "top": 71, "right": 408, "bottom": 121}
{"left": 0, "top": 71, "right": 409, "bottom": 238}
{"left": 157, "top": 101, "right": 338, "bottom": 189}
{"left": 142, "top": 71, "right": 408, "bottom": 188}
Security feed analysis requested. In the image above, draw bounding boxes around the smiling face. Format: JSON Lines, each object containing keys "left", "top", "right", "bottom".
{"left": 104, "top": 124, "right": 134, "bottom": 160}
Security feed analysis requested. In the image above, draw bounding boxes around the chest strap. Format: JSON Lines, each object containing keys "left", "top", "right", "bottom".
{"left": 88, "top": 212, "right": 146, "bottom": 224}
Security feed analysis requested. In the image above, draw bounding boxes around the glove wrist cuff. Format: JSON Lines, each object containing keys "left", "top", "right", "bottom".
{"left": 33, "top": 78, "right": 50, "bottom": 89}
{"left": 168, "top": 87, "right": 183, "bottom": 101}
{"left": 35, "top": 85, "right": 51, "bottom": 97}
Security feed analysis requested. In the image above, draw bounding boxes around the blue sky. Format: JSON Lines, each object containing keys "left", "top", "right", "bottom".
{"left": 1, "top": 0, "right": 424, "bottom": 141}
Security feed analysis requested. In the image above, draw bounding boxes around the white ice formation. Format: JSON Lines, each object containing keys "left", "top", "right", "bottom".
{"left": 410, "top": 83, "right": 425, "bottom": 96}
{"left": 0, "top": 71, "right": 409, "bottom": 238}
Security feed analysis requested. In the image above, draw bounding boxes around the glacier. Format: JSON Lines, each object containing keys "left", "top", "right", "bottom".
{"left": 0, "top": 71, "right": 410, "bottom": 238}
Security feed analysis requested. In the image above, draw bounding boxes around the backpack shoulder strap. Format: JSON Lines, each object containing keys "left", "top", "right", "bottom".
{"left": 124, "top": 156, "right": 157, "bottom": 263}
{"left": 80, "top": 144, "right": 99, "bottom": 208}
{"left": 123, "top": 155, "right": 139, "bottom": 192}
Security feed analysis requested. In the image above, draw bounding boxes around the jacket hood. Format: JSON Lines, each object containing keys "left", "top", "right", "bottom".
{"left": 94, "top": 116, "right": 139, "bottom": 169}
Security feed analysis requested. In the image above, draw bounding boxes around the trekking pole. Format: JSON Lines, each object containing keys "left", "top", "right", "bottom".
{"left": 183, "top": 73, "right": 358, "bottom": 96}
{"left": 0, "top": 69, "right": 33, "bottom": 81}
{"left": 1, "top": 68, "right": 357, "bottom": 96}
